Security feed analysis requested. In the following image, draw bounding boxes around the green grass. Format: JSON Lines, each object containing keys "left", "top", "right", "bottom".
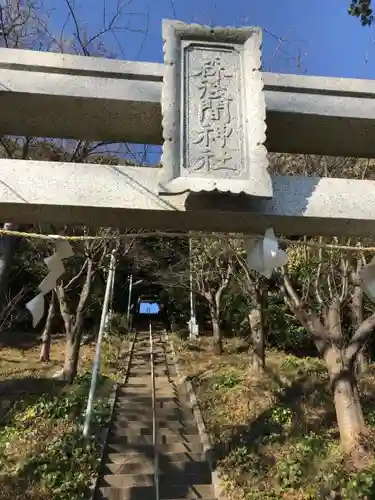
{"left": 174, "top": 336, "right": 375, "bottom": 500}
{"left": 0, "top": 334, "right": 125, "bottom": 500}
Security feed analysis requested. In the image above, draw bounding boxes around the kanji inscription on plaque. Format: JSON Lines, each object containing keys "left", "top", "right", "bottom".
{"left": 159, "top": 20, "right": 272, "bottom": 198}
{"left": 187, "top": 47, "right": 242, "bottom": 175}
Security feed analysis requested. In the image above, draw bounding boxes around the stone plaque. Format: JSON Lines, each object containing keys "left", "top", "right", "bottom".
{"left": 159, "top": 20, "right": 272, "bottom": 198}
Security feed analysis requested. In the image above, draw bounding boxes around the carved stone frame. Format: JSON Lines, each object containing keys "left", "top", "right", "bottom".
{"left": 159, "top": 19, "right": 272, "bottom": 198}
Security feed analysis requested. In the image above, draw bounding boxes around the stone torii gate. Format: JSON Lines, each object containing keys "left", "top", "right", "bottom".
{"left": 0, "top": 20, "right": 374, "bottom": 237}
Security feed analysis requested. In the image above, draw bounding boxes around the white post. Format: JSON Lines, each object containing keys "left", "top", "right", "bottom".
{"left": 126, "top": 274, "right": 133, "bottom": 330}
{"left": 109, "top": 260, "right": 116, "bottom": 319}
{"left": 104, "top": 258, "right": 116, "bottom": 337}
{"left": 83, "top": 251, "right": 116, "bottom": 438}
{"left": 188, "top": 237, "right": 198, "bottom": 338}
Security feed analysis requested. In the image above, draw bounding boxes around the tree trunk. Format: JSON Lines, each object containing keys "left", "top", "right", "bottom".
{"left": 356, "top": 350, "right": 369, "bottom": 374}
{"left": 351, "top": 281, "right": 369, "bottom": 374}
{"left": 324, "top": 301, "right": 365, "bottom": 452}
{"left": 333, "top": 371, "right": 366, "bottom": 454}
{"left": 62, "top": 324, "right": 81, "bottom": 384}
{"left": 57, "top": 285, "right": 75, "bottom": 383}
{"left": 0, "top": 223, "right": 18, "bottom": 308}
{"left": 248, "top": 288, "right": 266, "bottom": 372}
{"left": 39, "top": 290, "right": 56, "bottom": 362}
{"left": 280, "top": 274, "right": 370, "bottom": 456}
{"left": 212, "top": 316, "right": 223, "bottom": 354}
{"left": 56, "top": 258, "right": 94, "bottom": 383}
{"left": 324, "top": 346, "right": 366, "bottom": 454}
{"left": 208, "top": 302, "right": 223, "bottom": 354}
{"left": 60, "top": 311, "right": 85, "bottom": 384}
{"left": 300, "top": 321, "right": 367, "bottom": 454}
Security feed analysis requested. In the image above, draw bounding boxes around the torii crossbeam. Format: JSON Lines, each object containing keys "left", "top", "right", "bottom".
{"left": 0, "top": 20, "right": 375, "bottom": 237}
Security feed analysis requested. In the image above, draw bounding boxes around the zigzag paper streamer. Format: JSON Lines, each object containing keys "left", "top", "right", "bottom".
{"left": 245, "top": 228, "right": 288, "bottom": 278}
{"left": 26, "top": 294, "right": 45, "bottom": 327}
{"left": 26, "top": 241, "right": 74, "bottom": 327}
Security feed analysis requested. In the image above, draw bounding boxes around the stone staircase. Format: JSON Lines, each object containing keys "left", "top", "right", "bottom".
{"left": 94, "top": 328, "right": 218, "bottom": 500}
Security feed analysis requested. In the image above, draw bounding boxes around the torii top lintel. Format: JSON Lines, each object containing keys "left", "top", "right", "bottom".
{"left": 0, "top": 21, "right": 374, "bottom": 236}
{"left": 0, "top": 30, "right": 374, "bottom": 159}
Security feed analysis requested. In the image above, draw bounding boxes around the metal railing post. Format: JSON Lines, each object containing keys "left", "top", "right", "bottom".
{"left": 107, "top": 258, "right": 116, "bottom": 328}
{"left": 83, "top": 251, "right": 116, "bottom": 438}
{"left": 126, "top": 274, "right": 133, "bottom": 330}
{"left": 149, "top": 320, "right": 159, "bottom": 500}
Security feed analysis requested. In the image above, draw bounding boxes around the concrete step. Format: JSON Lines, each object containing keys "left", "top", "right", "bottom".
{"left": 114, "top": 397, "right": 187, "bottom": 406}
{"left": 124, "top": 380, "right": 150, "bottom": 387}
{"left": 114, "top": 400, "right": 190, "bottom": 412}
{"left": 106, "top": 451, "right": 207, "bottom": 465}
{"left": 108, "top": 433, "right": 202, "bottom": 445}
{"left": 111, "top": 427, "right": 199, "bottom": 438}
{"left": 112, "top": 412, "right": 195, "bottom": 421}
{"left": 104, "top": 459, "right": 211, "bottom": 475}
{"left": 108, "top": 442, "right": 204, "bottom": 454}
{"left": 114, "top": 407, "right": 192, "bottom": 417}
{"left": 103, "top": 462, "right": 155, "bottom": 475}
{"left": 98, "top": 484, "right": 216, "bottom": 499}
{"left": 116, "top": 395, "right": 182, "bottom": 403}
{"left": 106, "top": 445, "right": 155, "bottom": 459}
{"left": 126, "top": 373, "right": 151, "bottom": 377}
{"left": 101, "top": 474, "right": 154, "bottom": 488}
{"left": 110, "top": 428, "right": 200, "bottom": 440}
{"left": 117, "top": 389, "right": 178, "bottom": 398}
{"left": 155, "top": 411, "right": 195, "bottom": 420}
{"left": 127, "top": 364, "right": 150, "bottom": 368}
{"left": 111, "top": 422, "right": 197, "bottom": 432}
{"left": 102, "top": 469, "right": 212, "bottom": 488}
{"left": 112, "top": 412, "right": 191, "bottom": 422}
{"left": 121, "top": 381, "right": 177, "bottom": 389}
{"left": 161, "top": 397, "right": 192, "bottom": 405}
{"left": 95, "top": 331, "right": 216, "bottom": 500}
{"left": 116, "top": 392, "right": 177, "bottom": 399}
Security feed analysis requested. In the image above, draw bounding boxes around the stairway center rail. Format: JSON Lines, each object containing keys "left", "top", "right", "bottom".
{"left": 149, "top": 320, "right": 159, "bottom": 500}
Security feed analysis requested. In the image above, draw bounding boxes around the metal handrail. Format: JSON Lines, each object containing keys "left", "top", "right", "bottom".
{"left": 83, "top": 251, "right": 116, "bottom": 438}
{"left": 149, "top": 320, "right": 159, "bottom": 500}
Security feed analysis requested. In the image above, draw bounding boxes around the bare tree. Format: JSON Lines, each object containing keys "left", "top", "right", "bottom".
{"left": 55, "top": 232, "right": 107, "bottom": 382}
{"left": 268, "top": 153, "right": 375, "bottom": 455}
{"left": 278, "top": 241, "right": 375, "bottom": 456}
{"left": 0, "top": 0, "right": 148, "bottom": 376}
{"left": 55, "top": 228, "right": 137, "bottom": 382}
{"left": 159, "top": 236, "right": 234, "bottom": 353}
{"left": 232, "top": 243, "right": 268, "bottom": 372}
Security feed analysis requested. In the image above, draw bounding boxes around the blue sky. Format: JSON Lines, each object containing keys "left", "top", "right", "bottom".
{"left": 44, "top": 0, "right": 375, "bottom": 164}
{"left": 49, "top": 0, "right": 375, "bottom": 79}
{"left": 129, "top": 0, "right": 375, "bottom": 78}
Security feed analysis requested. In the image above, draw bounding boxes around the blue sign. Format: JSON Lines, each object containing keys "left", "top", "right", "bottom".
{"left": 139, "top": 301, "right": 160, "bottom": 315}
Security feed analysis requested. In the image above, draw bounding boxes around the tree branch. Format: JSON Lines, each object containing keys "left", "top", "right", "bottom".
{"left": 64, "top": 258, "right": 88, "bottom": 291}
{"left": 345, "top": 313, "right": 375, "bottom": 361}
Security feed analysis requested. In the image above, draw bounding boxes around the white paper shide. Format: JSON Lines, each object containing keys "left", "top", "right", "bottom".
{"left": 245, "top": 228, "right": 288, "bottom": 278}
{"left": 26, "top": 240, "right": 74, "bottom": 326}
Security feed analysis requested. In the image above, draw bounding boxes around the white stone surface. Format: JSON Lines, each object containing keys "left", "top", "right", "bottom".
{"left": 0, "top": 47, "right": 374, "bottom": 156}
{"left": 0, "top": 159, "right": 374, "bottom": 236}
